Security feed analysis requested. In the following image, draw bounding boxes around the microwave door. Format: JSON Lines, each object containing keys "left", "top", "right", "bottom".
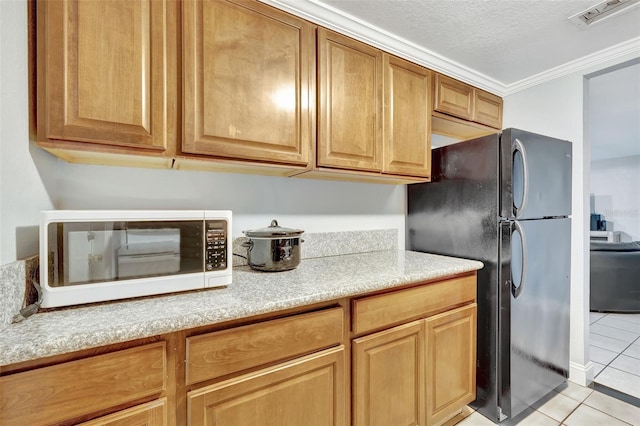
{"left": 117, "top": 242, "right": 181, "bottom": 279}
{"left": 67, "top": 229, "right": 125, "bottom": 283}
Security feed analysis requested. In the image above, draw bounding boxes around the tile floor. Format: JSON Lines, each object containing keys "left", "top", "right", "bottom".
{"left": 457, "top": 312, "right": 640, "bottom": 425}
{"left": 590, "top": 312, "right": 640, "bottom": 400}
{"left": 457, "top": 381, "right": 640, "bottom": 425}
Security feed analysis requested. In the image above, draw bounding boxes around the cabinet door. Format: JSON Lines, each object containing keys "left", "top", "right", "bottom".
{"left": 383, "top": 55, "right": 431, "bottom": 178}
{"left": 318, "top": 28, "right": 383, "bottom": 172}
{"left": 474, "top": 89, "right": 503, "bottom": 129}
{"left": 188, "top": 346, "right": 346, "bottom": 426}
{"left": 353, "top": 321, "right": 425, "bottom": 426}
{"left": 38, "top": 0, "right": 174, "bottom": 151}
{"left": 425, "top": 304, "right": 477, "bottom": 425}
{"left": 433, "top": 74, "right": 473, "bottom": 121}
{"left": 182, "top": 0, "right": 314, "bottom": 166}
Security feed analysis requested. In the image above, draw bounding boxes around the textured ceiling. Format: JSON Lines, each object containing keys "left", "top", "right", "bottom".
{"left": 317, "top": 0, "right": 640, "bottom": 85}
{"left": 263, "top": 0, "right": 640, "bottom": 159}
{"left": 305, "top": 0, "right": 640, "bottom": 160}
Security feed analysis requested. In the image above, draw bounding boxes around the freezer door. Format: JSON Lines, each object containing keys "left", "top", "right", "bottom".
{"left": 500, "top": 129, "right": 572, "bottom": 220}
{"left": 499, "top": 217, "right": 570, "bottom": 420}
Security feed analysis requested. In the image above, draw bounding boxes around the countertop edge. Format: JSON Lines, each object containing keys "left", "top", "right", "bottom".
{"left": 0, "top": 250, "right": 483, "bottom": 367}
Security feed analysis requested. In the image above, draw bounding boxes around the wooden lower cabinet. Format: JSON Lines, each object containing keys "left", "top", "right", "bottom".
{"left": 0, "top": 274, "right": 477, "bottom": 426}
{"left": 426, "top": 304, "right": 477, "bottom": 425}
{"left": 187, "top": 346, "right": 346, "bottom": 426}
{"left": 353, "top": 320, "right": 425, "bottom": 426}
{"left": 79, "top": 398, "right": 168, "bottom": 426}
{"left": 0, "top": 342, "right": 167, "bottom": 426}
{"left": 351, "top": 276, "right": 477, "bottom": 426}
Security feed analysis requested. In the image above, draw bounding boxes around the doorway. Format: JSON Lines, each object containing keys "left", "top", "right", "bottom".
{"left": 586, "top": 58, "right": 640, "bottom": 402}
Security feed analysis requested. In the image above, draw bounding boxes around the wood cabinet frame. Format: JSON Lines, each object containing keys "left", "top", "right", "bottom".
{"left": 181, "top": 0, "right": 315, "bottom": 168}
{"left": 0, "top": 265, "right": 476, "bottom": 426}
{"left": 33, "top": 0, "right": 501, "bottom": 183}
{"left": 35, "top": 0, "right": 178, "bottom": 167}
{"left": 433, "top": 73, "right": 503, "bottom": 131}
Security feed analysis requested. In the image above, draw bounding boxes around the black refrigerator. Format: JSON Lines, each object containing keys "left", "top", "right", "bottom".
{"left": 407, "top": 128, "right": 572, "bottom": 423}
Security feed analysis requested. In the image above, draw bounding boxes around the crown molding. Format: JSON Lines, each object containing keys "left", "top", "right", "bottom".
{"left": 259, "top": 0, "right": 506, "bottom": 95}
{"left": 503, "top": 37, "right": 640, "bottom": 96}
{"left": 259, "top": 0, "right": 640, "bottom": 98}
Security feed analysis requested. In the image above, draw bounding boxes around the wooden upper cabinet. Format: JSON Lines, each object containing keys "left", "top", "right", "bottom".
{"left": 317, "top": 28, "right": 383, "bottom": 172}
{"left": 474, "top": 88, "right": 503, "bottom": 129}
{"left": 434, "top": 74, "right": 474, "bottom": 121}
{"left": 182, "top": 0, "right": 314, "bottom": 166}
{"left": 37, "top": 0, "right": 176, "bottom": 152}
{"left": 383, "top": 55, "right": 431, "bottom": 178}
{"left": 434, "top": 73, "right": 503, "bottom": 130}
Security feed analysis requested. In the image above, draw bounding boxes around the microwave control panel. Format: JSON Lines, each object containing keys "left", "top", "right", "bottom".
{"left": 205, "top": 220, "right": 228, "bottom": 271}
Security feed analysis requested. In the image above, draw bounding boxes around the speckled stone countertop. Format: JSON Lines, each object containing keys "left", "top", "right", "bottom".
{"left": 0, "top": 250, "right": 482, "bottom": 367}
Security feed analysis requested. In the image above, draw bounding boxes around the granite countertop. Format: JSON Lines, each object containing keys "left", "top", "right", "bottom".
{"left": 0, "top": 250, "right": 482, "bottom": 367}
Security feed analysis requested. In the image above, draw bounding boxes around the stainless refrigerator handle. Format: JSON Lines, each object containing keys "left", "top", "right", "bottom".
{"left": 513, "top": 138, "right": 529, "bottom": 218}
{"left": 511, "top": 220, "right": 527, "bottom": 299}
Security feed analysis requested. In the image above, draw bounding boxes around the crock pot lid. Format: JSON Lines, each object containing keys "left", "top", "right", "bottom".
{"left": 243, "top": 219, "right": 304, "bottom": 237}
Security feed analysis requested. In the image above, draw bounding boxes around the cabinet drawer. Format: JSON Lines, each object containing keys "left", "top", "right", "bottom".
{"left": 186, "top": 307, "right": 344, "bottom": 385}
{"left": 352, "top": 274, "right": 476, "bottom": 335}
{"left": 0, "top": 342, "right": 166, "bottom": 426}
{"left": 79, "top": 398, "right": 167, "bottom": 426}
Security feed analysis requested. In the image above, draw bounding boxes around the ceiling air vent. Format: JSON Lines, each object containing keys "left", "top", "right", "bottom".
{"left": 569, "top": 0, "right": 640, "bottom": 27}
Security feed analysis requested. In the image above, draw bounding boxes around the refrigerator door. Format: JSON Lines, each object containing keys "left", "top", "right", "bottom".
{"left": 499, "top": 217, "right": 571, "bottom": 420}
{"left": 500, "top": 129, "right": 572, "bottom": 220}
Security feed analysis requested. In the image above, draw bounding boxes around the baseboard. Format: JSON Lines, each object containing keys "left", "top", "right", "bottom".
{"left": 569, "top": 361, "right": 596, "bottom": 386}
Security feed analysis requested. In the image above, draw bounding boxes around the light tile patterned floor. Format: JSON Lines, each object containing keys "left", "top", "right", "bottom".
{"left": 457, "top": 312, "right": 640, "bottom": 425}
{"left": 457, "top": 381, "right": 640, "bottom": 425}
{"left": 590, "top": 312, "right": 640, "bottom": 400}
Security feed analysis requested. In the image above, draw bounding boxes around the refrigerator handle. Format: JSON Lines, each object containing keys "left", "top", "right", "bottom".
{"left": 513, "top": 138, "right": 529, "bottom": 218}
{"left": 511, "top": 220, "right": 527, "bottom": 299}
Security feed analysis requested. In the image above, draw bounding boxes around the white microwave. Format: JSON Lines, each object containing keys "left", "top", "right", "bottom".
{"left": 40, "top": 210, "right": 232, "bottom": 308}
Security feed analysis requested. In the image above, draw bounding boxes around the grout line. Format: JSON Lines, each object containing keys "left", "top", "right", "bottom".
{"left": 590, "top": 327, "right": 639, "bottom": 343}
{"left": 558, "top": 400, "right": 582, "bottom": 425}
{"left": 603, "top": 313, "right": 640, "bottom": 326}
{"left": 592, "top": 382, "right": 640, "bottom": 409}
{"left": 601, "top": 338, "right": 639, "bottom": 370}
{"left": 591, "top": 313, "right": 640, "bottom": 404}
{"left": 559, "top": 390, "right": 636, "bottom": 426}
{"left": 599, "top": 364, "right": 640, "bottom": 380}
{"left": 596, "top": 321, "right": 640, "bottom": 334}
{"left": 587, "top": 404, "right": 635, "bottom": 426}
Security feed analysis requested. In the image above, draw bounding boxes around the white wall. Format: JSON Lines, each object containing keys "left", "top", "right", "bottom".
{"left": 591, "top": 155, "right": 640, "bottom": 241}
{"left": 57, "top": 162, "right": 407, "bottom": 244}
{"left": 0, "top": 2, "right": 405, "bottom": 266}
{"left": 0, "top": 1, "right": 58, "bottom": 265}
{"left": 503, "top": 52, "right": 640, "bottom": 386}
